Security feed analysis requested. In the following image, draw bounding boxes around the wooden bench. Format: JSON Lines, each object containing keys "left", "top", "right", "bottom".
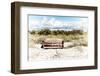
{"left": 41, "top": 38, "right": 64, "bottom": 49}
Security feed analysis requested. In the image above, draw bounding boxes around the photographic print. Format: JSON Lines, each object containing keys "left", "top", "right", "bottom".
{"left": 11, "top": 2, "right": 97, "bottom": 74}
{"left": 28, "top": 15, "right": 88, "bottom": 61}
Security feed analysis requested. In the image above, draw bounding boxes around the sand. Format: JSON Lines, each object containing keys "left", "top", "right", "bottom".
{"left": 29, "top": 42, "right": 88, "bottom": 61}
{"left": 28, "top": 33, "right": 88, "bottom": 61}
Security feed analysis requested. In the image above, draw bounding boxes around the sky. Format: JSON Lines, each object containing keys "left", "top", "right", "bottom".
{"left": 28, "top": 15, "right": 88, "bottom": 32}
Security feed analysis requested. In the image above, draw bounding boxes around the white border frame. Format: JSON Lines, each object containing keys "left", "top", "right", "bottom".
{"left": 20, "top": 6, "right": 95, "bottom": 70}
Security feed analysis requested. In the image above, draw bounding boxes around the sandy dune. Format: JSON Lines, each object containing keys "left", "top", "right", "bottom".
{"left": 29, "top": 42, "right": 88, "bottom": 61}
{"left": 28, "top": 33, "right": 88, "bottom": 61}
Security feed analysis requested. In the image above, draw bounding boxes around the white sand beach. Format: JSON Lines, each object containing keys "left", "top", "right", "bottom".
{"left": 29, "top": 42, "right": 88, "bottom": 61}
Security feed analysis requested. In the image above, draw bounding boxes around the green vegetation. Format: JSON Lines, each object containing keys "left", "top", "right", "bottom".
{"left": 30, "top": 28, "right": 83, "bottom": 35}
{"left": 38, "top": 29, "right": 51, "bottom": 35}
{"left": 30, "top": 30, "right": 36, "bottom": 34}
{"left": 30, "top": 29, "right": 87, "bottom": 45}
{"left": 29, "top": 29, "right": 88, "bottom": 48}
{"left": 29, "top": 29, "right": 87, "bottom": 46}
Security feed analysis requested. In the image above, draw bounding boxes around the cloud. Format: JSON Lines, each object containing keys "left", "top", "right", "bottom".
{"left": 29, "top": 16, "right": 88, "bottom": 32}
{"left": 47, "top": 18, "right": 55, "bottom": 26}
{"left": 29, "top": 19, "right": 40, "bottom": 25}
{"left": 29, "top": 19, "right": 40, "bottom": 31}
{"left": 41, "top": 17, "right": 48, "bottom": 25}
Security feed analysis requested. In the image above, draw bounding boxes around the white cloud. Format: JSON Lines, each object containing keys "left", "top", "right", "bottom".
{"left": 41, "top": 17, "right": 48, "bottom": 24}
{"left": 47, "top": 18, "right": 55, "bottom": 26}
{"left": 29, "top": 19, "right": 40, "bottom": 25}
{"left": 29, "top": 19, "right": 40, "bottom": 31}
{"left": 29, "top": 17, "right": 88, "bottom": 32}
{"left": 54, "top": 20, "right": 62, "bottom": 26}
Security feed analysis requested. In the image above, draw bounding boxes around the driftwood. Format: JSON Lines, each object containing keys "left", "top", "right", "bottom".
{"left": 41, "top": 38, "right": 64, "bottom": 49}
